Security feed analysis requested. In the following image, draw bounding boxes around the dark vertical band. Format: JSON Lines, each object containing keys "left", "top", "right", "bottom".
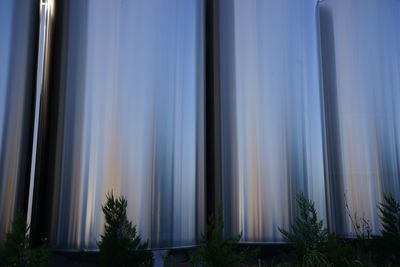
{"left": 205, "top": 0, "right": 222, "bottom": 226}
{"left": 317, "top": 4, "right": 345, "bottom": 233}
{"left": 29, "top": 0, "right": 57, "bottom": 246}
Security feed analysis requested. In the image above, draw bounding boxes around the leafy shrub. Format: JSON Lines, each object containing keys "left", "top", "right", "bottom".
{"left": 0, "top": 210, "right": 51, "bottom": 267}
{"left": 279, "top": 193, "right": 358, "bottom": 267}
{"left": 278, "top": 193, "right": 329, "bottom": 265}
{"left": 344, "top": 194, "right": 375, "bottom": 265}
{"left": 323, "top": 234, "right": 359, "bottom": 267}
{"left": 98, "top": 192, "right": 153, "bottom": 267}
{"left": 190, "top": 207, "right": 258, "bottom": 267}
{"left": 373, "top": 194, "right": 400, "bottom": 265}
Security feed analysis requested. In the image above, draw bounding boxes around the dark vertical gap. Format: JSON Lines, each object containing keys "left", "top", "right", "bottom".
{"left": 20, "top": 0, "right": 41, "bottom": 220}
{"left": 205, "top": 0, "right": 222, "bottom": 231}
{"left": 16, "top": 0, "right": 41, "bottom": 216}
{"left": 218, "top": 0, "right": 237, "bottom": 236}
{"left": 195, "top": 0, "right": 205, "bottom": 243}
{"left": 30, "top": 0, "right": 64, "bottom": 246}
{"left": 318, "top": 5, "right": 345, "bottom": 234}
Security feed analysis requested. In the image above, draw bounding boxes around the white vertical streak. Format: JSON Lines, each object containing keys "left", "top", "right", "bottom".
{"left": 26, "top": 0, "right": 54, "bottom": 230}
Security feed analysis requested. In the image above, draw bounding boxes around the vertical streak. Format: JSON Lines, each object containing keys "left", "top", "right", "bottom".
{"left": 205, "top": 0, "right": 222, "bottom": 226}
{"left": 27, "top": 0, "right": 54, "bottom": 231}
{"left": 317, "top": 1, "right": 344, "bottom": 232}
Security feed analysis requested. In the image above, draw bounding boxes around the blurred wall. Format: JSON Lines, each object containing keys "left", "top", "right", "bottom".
{"left": 42, "top": 0, "right": 205, "bottom": 249}
{"left": 0, "top": 0, "right": 38, "bottom": 243}
{"left": 219, "top": 0, "right": 326, "bottom": 242}
{"left": 319, "top": 0, "right": 400, "bottom": 236}
{"left": 0, "top": 0, "right": 399, "bottom": 250}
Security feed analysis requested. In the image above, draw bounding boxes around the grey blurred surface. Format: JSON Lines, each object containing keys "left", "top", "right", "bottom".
{"left": 0, "top": 0, "right": 38, "bottom": 243}
{"left": 0, "top": 0, "right": 399, "bottom": 252}
{"left": 45, "top": 0, "right": 205, "bottom": 249}
{"left": 318, "top": 0, "right": 400, "bottom": 236}
{"left": 219, "top": 0, "right": 400, "bottom": 241}
{"left": 219, "top": 0, "right": 326, "bottom": 242}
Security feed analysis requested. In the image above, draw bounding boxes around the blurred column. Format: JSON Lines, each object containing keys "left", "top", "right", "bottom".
{"left": 205, "top": 0, "right": 222, "bottom": 226}
{"left": 38, "top": 0, "right": 205, "bottom": 250}
{"left": 0, "top": 0, "right": 39, "bottom": 244}
{"left": 318, "top": 0, "right": 400, "bottom": 236}
{"left": 218, "top": 0, "right": 326, "bottom": 242}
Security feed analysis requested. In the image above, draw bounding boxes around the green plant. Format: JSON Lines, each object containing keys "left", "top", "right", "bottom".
{"left": 302, "top": 250, "right": 332, "bottom": 267}
{"left": 0, "top": 210, "right": 51, "bottom": 267}
{"left": 373, "top": 194, "right": 400, "bottom": 265}
{"left": 278, "top": 193, "right": 361, "bottom": 267}
{"left": 190, "top": 207, "right": 258, "bottom": 267}
{"left": 98, "top": 192, "right": 153, "bottom": 267}
{"left": 344, "top": 193, "right": 375, "bottom": 265}
{"left": 345, "top": 197, "right": 372, "bottom": 242}
{"left": 278, "top": 193, "right": 329, "bottom": 264}
{"left": 324, "top": 234, "right": 360, "bottom": 267}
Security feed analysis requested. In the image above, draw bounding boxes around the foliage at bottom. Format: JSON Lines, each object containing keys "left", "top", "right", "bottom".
{"left": 0, "top": 210, "right": 51, "bottom": 267}
{"left": 98, "top": 192, "right": 153, "bottom": 267}
{"left": 190, "top": 207, "right": 259, "bottom": 267}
